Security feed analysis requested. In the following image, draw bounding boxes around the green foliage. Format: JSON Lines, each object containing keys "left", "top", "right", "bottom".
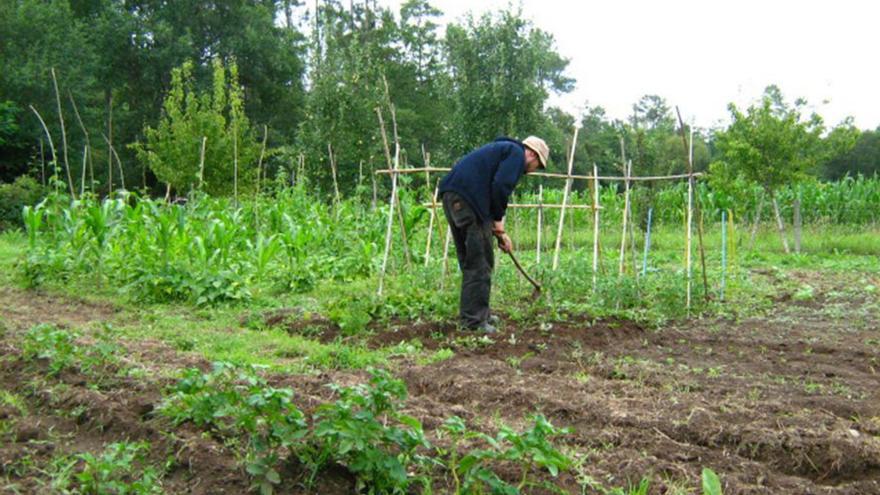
{"left": 76, "top": 441, "right": 163, "bottom": 495}
{"left": 160, "top": 362, "right": 307, "bottom": 495}
{"left": 713, "top": 85, "right": 825, "bottom": 194}
{"left": 22, "top": 324, "right": 77, "bottom": 376}
{"left": 445, "top": 8, "right": 573, "bottom": 151}
{"left": 0, "top": 176, "right": 45, "bottom": 230}
{"left": 133, "top": 58, "right": 260, "bottom": 196}
{"left": 310, "top": 368, "right": 430, "bottom": 494}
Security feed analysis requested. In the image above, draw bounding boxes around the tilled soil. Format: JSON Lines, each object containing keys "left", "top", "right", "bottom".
{"left": 2, "top": 270, "right": 879, "bottom": 494}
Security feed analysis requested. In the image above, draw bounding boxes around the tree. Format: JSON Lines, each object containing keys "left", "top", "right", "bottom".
{"left": 711, "top": 85, "right": 825, "bottom": 252}
{"left": 822, "top": 123, "right": 874, "bottom": 180}
{"left": 133, "top": 59, "right": 260, "bottom": 196}
{"left": 444, "top": 8, "right": 573, "bottom": 154}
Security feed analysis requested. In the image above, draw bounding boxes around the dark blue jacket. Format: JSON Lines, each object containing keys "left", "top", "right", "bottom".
{"left": 439, "top": 137, "right": 525, "bottom": 222}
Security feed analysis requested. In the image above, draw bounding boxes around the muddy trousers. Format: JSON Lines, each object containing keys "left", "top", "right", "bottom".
{"left": 441, "top": 192, "right": 495, "bottom": 328}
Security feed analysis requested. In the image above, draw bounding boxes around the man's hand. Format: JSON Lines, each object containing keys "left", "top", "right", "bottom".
{"left": 492, "top": 220, "right": 512, "bottom": 252}
{"left": 496, "top": 232, "right": 513, "bottom": 253}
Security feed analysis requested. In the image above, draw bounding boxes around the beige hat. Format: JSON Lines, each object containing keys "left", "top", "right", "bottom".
{"left": 522, "top": 136, "right": 549, "bottom": 169}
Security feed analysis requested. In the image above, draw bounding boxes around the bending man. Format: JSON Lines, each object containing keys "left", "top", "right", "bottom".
{"left": 439, "top": 136, "right": 549, "bottom": 333}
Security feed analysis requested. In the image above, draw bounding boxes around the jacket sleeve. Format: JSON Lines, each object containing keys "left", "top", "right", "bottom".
{"left": 489, "top": 145, "right": 525, "bottom": 221}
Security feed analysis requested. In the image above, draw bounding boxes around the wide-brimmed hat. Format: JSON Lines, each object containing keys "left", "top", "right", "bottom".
{"left": 522, "top": 136, "right": 549, "bottom": 169}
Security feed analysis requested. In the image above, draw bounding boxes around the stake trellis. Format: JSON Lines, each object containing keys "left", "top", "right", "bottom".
{"left": 374, "top": 127, "right": 709, "bottom": 311}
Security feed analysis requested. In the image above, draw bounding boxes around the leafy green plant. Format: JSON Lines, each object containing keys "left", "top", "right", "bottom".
{"left": 22, "top": 324, "right": 78, "bottom": 376}
{"left": 309, "top": 368, "right": 431, "bottom": 494}
{"left": 76, "top": 441, "right": 163, "bottom": 495}
{"left": 160, "top": 362, "right": 307, "bottom": 494}
{"left": 702, "top": 468, "right": 723, "bottom": 495}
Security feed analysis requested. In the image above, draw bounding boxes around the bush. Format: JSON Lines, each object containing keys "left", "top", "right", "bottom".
{"left": 0, "top": 176, "right": 45, "bottom": 230}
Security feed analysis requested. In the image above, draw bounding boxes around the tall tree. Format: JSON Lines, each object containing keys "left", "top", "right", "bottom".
{"left": 444, "top": 8, "right": 573, "bottom": 154}
{"left": 711, "top": 85, "right": 825, "bottom": 252}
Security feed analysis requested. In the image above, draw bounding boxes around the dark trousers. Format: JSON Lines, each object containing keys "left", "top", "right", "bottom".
{"left": 442, "top": 192, "right": 494, "bottom": 328}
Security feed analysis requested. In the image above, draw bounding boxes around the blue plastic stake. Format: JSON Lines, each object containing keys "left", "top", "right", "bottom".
{"left": 641, "top": 207, "right": 653, "bottom": 277}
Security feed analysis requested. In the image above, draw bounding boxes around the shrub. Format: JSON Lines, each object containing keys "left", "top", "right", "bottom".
{"left": 0, "top": 176, "right": 45, "bottom": 230}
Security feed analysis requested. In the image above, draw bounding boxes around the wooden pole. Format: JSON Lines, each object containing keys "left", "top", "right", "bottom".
{"left": 424, "top": 182, "right": 440, "bottom": 266}
{"left": 376, "top": 106, "right": 411, "bottom": 266}
{"left": 553, "top": 126, "right": 579, "bottom": 270}
{"left": 375, "top": 167, "right": 703, "bottom": 182}
{"left": 107, "top": 94, "right": 113, "bottom": 196}
{"left": 686, "top": 171, "right": 693, "bottom": 314}
{"left": 327, "top": 142, "right": 340, "bottom": 204}
{"left": 771, "top": 192, "right": 790, "bottom": 254}
{"left": 80, "top": 144, "right": 88, "bottom": 197}
{"left": 68, "top": 91, "right": 92, "bottom": 194}
{"left": 256, "top": 125, "right": 268, "bottom": 195}
{"left": 198, "top": 136, "right": 207, "bottom": 190}
{"left": 39, "top": 138, "right": 46, "bottom": 186}
{"left": 29, "top": 106, "right": 58, "bottom": 191}
{"left": 676, "top": 107, "right": 709, "bottom": 303}
{"left": 378, "top": 149, "right": 400, "bottom": 296}
{"left": 592, "top": 164, "right": 600, "bottom": 290}
{"left": 233, "top": 123, "right": 239, "bottom": 205}
{"left": 619, "top": 160, "right": 631, "bottom": 275}
{"left": 536, "top": 184, "right": 543, "bottom": 264}
{"left": 793, "top": 191, "right": 802, "bottom": 253}
{"left": 101, "top": 133, "right": 125, "bottom": 191}
{"left": 51, "top": 68, "right": 75, "bottom": 198}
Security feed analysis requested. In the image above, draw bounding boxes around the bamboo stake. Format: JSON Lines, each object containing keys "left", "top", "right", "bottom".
{"left": 29, "top": 106, "right": 59, "bottom": 191}
{"left": 619, "top": 160, "right": 632, "bottom": 275}
{"left": 370, "top": 161, "right": 378, "bottom": 209}
{"left": 553, "top": 126, "right": 579, "bottom": 270}
{"left": 378, "top": 151, "right": 400, "bottom": 296}
{"left": 728, "top": 210, "right": 737, "bottom": 281}
{"left": 375, "top": 106, "right": 411, "bottom": 266}
{"left": 107, "top": 94, "right": 113, "bottom": 196}
{"left": 101, "top": 133, "right": 125, "bottom": 191}
{"left": 424, "top": 182, "right": 440, "bottom": 266}
{"left": 686, "top": 172, "right": 693, "bottom": 314}
{"left": 68, "top": 91, "right": 92, "bottom": 194}
{"left": 256, "top": 125, "right": 268, "bottom": 195}
{"left": 793, "top": 191, "right": 802, "bottom": 253}
{"left": 641, "top": 207, "right": 653, "bottom": 276}
{"left": 771, "top": 193, "right": 790, "bottom": 254}
{"left": 327, "top": 143, "right": 340, "bottom": 204}
{"left": 676, "top": 107, "right": 709, "bottom": 303}
{"left": 39, "top": 138, "right": 46, "bottom": 186}
{"left": 51, "top": 68, "right": 75, "bottom": 198}
{"left": 233, "top": 124, "right": 239, "bottom": 205}
{"left": 198, "top": 136, "right": 207, "bottom": 190}
{"left": 592, "top": 164, "right": 600, "bottom": 290}
{"left": 80, "top": 144, "right": 88, "bottom": 197}
{"left": 721, "top": 210, "right": 727, "bottom": 301}
{"left": 536, "top": 184, "right": 543, "bottom": 264}
{"left": 375, "top": 167, "right": 703, "bottom": 182}
{"left": 442, "top": 224, "right": 452, "bottom": 280}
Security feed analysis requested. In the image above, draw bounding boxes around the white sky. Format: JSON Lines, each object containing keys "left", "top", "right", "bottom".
{"left": 381, "top": 0, "right": 880, "bottom": 131}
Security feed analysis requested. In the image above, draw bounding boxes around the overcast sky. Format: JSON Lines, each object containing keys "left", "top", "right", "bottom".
{"left": 380, "top": 0, "right": 880, "bottom": 131}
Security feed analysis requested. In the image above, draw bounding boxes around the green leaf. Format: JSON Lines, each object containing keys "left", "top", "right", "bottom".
{"left": 701, "top": 468, "right": 723, "bottom": 495}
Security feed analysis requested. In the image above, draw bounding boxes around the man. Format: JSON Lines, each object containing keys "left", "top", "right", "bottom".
{"left": 439, "top": 136, "right": 549, "bottom": 333}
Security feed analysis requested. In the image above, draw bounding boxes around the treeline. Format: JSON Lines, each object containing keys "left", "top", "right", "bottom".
{"left": 1, "top": 0, "right": 879, "bottom": 200}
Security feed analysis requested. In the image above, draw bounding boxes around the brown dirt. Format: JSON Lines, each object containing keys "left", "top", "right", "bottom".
{"left": 2, "top": 272, "right": 880, "bottom": 494}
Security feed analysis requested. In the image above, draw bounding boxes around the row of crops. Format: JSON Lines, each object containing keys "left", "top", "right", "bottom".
{"left": 513, "top": 174, "right": 880, "bottom": 225}
{"left": 18, "top": 175, "right": 880, "bottom": 308}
